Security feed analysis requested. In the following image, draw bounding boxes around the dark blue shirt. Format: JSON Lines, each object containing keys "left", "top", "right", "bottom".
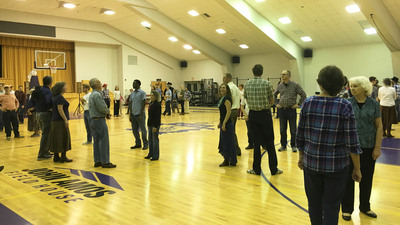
{"left": 31, "top": 86, "right": 53, "bottom": 112}
{"left": 52, "top": 95, "right": 70, "bottom": 121}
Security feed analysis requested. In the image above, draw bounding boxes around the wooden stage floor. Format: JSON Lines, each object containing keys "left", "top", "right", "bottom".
{"left": 0, "top": 106, "right": 399, "bottom": 225}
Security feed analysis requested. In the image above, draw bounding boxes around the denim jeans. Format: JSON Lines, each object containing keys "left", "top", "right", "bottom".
{"left": 279, "top": 108, "right": 297, "bottom": 148}
{"left": 83, "top": 110, "right": 92, "bottom": 142}
{"left": 36, "top": 112, "right": 52, "bottom": 157}
{"left": 90, "top": 118, "right": 110, "bottom": 164}
{"left": 163, "top": 101, "right": 171, "bottom": 115}
{"left": 131, "top": 113, "right": 148, "bottom": 147}
{"left": 147, "top": 126, "right": 160, "bottom": 159}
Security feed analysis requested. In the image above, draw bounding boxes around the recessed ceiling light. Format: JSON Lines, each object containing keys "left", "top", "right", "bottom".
{"left": 216, "top": 29, "right": 226, "bottom": 34}
{"left": 239, "top": 44, "right": 249, "bottom": 49}
{"left": 188, "top": 10, "right": 199, "bottom": 16}
{"left": 141, "top": 22, "right": 151, "bottom": 27}
{"left": 193, "top": 50, "right": 201, "bottom": 54}
{"left": 345, "top": 5, "right": 360, "bottom": 13}
{"left": 184, "top": 45, "right": 192, "bottom": 50}
{"left": 169, "top": 37, "right": 178, "bottom": 42}
{"left": 104, "top": 10, "right": 115, "bottom": 15}
{"left": 364, "top": 28, "right": 377, "bottom": 34}
{"left": 279, "top": 17, "right": 291, "bottom": 24}
{"left": 301, "top": 36, "right": 312, "bottom": 42}
{"left": 63, "top": 3, "right": 76, "bottom": 9}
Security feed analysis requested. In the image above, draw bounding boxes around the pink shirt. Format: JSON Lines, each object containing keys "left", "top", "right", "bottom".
{"left": 0, "top": 93, "right": 19, "bottom": 110}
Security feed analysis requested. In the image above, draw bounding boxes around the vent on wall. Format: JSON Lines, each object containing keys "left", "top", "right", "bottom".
{"left": 128, "top": 55, "right": 137, "bottom": 65}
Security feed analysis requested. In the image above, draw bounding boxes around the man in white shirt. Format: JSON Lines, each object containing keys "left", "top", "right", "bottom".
{"left": 80, "top": 84, "right": 92, "bottom": 145}
{"left": 223, "top": 73, "right": 241, "bottom": 156}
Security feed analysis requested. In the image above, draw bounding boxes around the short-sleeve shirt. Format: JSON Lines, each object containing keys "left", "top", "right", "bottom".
{"left": 130, "top": 89, "right": 146, "bottom": 115}
{"left": 52, "top": 95, "right": 70, "bottom": 121}
{"left": 378, "top": 86, "right": 396, "bottom": 106}
{"left": 218, "top": 96, "right": 232, "bottom": 124}
{"left": 347, "top": 97, "right": 381, "bottom": 148}
{"left": 244, "top": 77, "right": 274, "bottom": 111}
{"left": 82, "top": 92, "right": 91, "bottom": 111}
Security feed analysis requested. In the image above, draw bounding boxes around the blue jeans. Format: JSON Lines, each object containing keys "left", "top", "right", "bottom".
{"left": 147, "top": 126, "right": 160, "bottom": 159}
{"left": 304, "top": 166, "right": 349, "bottom": 225}
{"left": 83, "top": 110, "right": 92, "bottom": 142}
{"left": 395, "top": 98, "right": 400, "bottom": 122}
{"left": 90, "top": 118, "right": 110, "bottom": 164}
{"left": 131, "top": 113, "right": 148, "bottom": 147}
{"left": 279, "top": 108, "right": 297, "bottom": 148}
{"left": 36, "top": 112, "right": 52, "bottom": 157}
{"left": 163, "top": 101, "right": 171, "bottom": 115}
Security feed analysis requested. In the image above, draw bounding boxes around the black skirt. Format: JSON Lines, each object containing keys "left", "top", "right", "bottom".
{"left": 48, "top": 120, "right": 71, "bottom": 153}
{"left": 381, "top": 106, "right": 398, "bottom": 125}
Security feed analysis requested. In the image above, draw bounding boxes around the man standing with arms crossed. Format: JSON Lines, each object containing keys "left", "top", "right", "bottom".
{"left": 244, "top": 64, "right": 282, "bottom": 175}
{"left": 223, "top": 73, "right": 242, "bottom": 156}
{"left": 81, "top": 84, "right": 92, "bottom": 145}
{"left": 130, "top": 79, "right": 148, "bottom": 150}
{"left": 274, "top": 70, "right": 306, "bottom": 153}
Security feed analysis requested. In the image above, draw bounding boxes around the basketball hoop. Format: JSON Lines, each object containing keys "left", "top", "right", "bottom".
{"left": 49, "top": 66, "right": 57, "bottom": 74}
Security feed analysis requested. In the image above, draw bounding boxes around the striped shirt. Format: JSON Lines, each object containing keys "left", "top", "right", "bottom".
{"left": 243, "top": 77, "right": 274, "bottom": 111}
{"left": 274, "top": 80, "right": 306, "bottom": 107}
{"left": 296, "top": 96, "right": 362, "bottom": 173}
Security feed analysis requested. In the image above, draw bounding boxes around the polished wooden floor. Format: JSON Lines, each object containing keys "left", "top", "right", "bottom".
{"left": 0, "top": 106, "right": 399, "bottom": 225}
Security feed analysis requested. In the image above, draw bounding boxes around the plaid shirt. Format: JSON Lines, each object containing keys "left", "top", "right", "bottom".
{"left": 274, "top": 80, "right": 306, "bottom": 107}
{"left": 394, "top": 84, "right": 400, "bottom": 99}
{"left": 243, "top": 77, "right": 274, "bottom": 111}
{"left": 296, "top": 96, "right": 362, "bottom": 173}
{"left": 101, "top": 89, "right": 110, "bottom": 99}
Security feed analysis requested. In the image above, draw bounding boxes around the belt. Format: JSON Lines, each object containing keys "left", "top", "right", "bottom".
{"left": 282, "top": 106, "right": 294, "bottom": 110}
{"left": 5, "top": 109, "right": 16, "bottom": 112}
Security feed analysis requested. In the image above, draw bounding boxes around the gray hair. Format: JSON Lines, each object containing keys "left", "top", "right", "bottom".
{"left": 349, "top": 76, "right": 373, "bottom": 96}
{"left": 89, "top": 78, "right": 98, "bottom": 89}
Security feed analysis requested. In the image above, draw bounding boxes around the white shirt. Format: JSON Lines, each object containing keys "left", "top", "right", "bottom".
{"left": 83, "top": 92, "right": 91, "bottom": 111}
{"left": 239, "top": 89, "right": 244, "bottom": 101}
{"left": 227, "top": 81, "right": 240, "bottom": 109}
{"left": 378, "top": 86, "right": 396, "bottom": 107}
{"left": 240, "top": 98, "right": 249, "bottom": 115}
{"left": 114, "top": 90, "right": 121, "bottom": 101}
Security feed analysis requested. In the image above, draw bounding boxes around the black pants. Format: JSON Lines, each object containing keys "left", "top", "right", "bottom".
{"left": 104, "top": 98, "right": 110, "bottom": 109}
{"left": 249, "top": 110, "right": 278, "bottom": 175}
{"left": 245, "top": 120, "right": 253, "bottom": 145}
{"left": 179, "top": 100, "right": 184, "bottom": 113}
{"left": 0, "top": 110, "right": 3, "bottom": 131}
{"left": 341, "top": 147, "right": 376, "bottom": 213}
{"left": 2, "top": 110, "right": 20, "bottom": 137}
{"left": 18, "top": 105, "right": 24, "bottom": 123}
{"left": 114, "top": 100, "right": 120, "bottom": 116}
{"left": 163, "top": 101, "right": 171, "bottom": 115}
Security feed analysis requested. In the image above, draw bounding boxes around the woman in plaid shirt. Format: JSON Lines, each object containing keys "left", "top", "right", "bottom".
{"left": 296, "top": 65, "right": 362, "bottom": 225}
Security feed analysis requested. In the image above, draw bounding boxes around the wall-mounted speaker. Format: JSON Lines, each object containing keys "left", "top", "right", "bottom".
{"left": 304, "top": 49, "right": 313, "bottom": 58}
{"left": 181, "top": 61, "right": 187, "bottom": 68}
{"left": 232, "top": 56, "right": 240, "bottom": 63}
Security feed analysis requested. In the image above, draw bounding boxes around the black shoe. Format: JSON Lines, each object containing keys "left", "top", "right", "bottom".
{"left": 37, "top": 155, "right": 52, "bottom": 161}
{"left": 342, "top": 213, "right": 351, "bottom": 221}
{"left": 130, "top": 145, "right": 142, "bottom": 149}
{"left": 102, "top": 163, "right": 116, "bottom": 168}
{"left": 15, "top": 136, "right": 25, "bottom": 138}
{"left": 144, "top": 156, "right": 151, "bottom": 159}
{"left": 94, "top": 162, "right": 102, "bottom": 167}
{"left": 245, "top": 145, "right": 254, "bottom": 149}
{"left": 219, "top": 160, "right": 229, "bottom": 167}
{"left": 150, "top": 158, "right": 159, "bottom": 161}
{"left": 142, "top": 146, "right": 148, "bottom": 150}
{"left": 361, "top": 210, "right": 377, "bottom": 218}
{"left": 0, "top": 165, "right": 4, "bottom": 172}
{"left": 230, "top": 163, "right": 236, "bottom": 166}
{"left": 60, "top": 157, "right": 73, "bottom": 163}
{"left": 53, "top": 155, "right": 60, "bottom": 162}
{"left": 236, "top": 153, "right": 241, "bottom": 156}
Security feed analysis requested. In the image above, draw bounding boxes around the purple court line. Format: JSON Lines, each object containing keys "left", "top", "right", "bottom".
{"left": 259, "top": 143, "right": 309, "bottom": 214}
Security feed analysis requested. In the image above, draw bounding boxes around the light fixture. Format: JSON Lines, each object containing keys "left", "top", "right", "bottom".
{"left": 193, "top": 50, "right": 201, "bottom": 54}
{"left": 188, "top": 10, "right": 199, "bottom": 16}
{"left": 345, "top": 5, "right": 360, "bottom": 13}
{"left": 279, "top": 17, "right": 291, "bottom": 24}
{"left": 141, "top": 22, "right": 151, "bottom": 27}
{"left": 239, "top": 44, "right": 249, "bottom": 49}
{"left": 100, "top": 8, "right": 115, "bottom": 15}
{"left": 60, "top": 2, "right": 76, "bottom": 9}
{"left": 364, "top": 28, "right": 377, "bottom": 34}
{"left": 169, "top": 37, "right": 178, "bottom": 42}
{"left": 184, "top": 45, "right": 193, "bottom": 50}
{"left": 301, "top": 36, "right": 312, "bottom": 42}
{"left": 216, "top": 29, "right": 226, "bottom": 34}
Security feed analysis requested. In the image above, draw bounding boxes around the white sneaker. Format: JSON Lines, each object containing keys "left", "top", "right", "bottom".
{"left": 292, "top": 147, "right": 298, "bottom": 152}
{"left": 82, "top": 141, "right": 92, "bottom": 145}
{"left": 278, "top": 146, "right": 287, "bottom": 152}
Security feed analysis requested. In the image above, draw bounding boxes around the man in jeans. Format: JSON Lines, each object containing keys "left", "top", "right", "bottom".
{"left": 274, "top": 70, "right": 307, "bottom": 153}
{"left": 31, "top": 76, "right": 53, "bottom": 161}
{"left": 129, "top": 79, "right": 148, "bottom": 150}
{"left": 81, "top": 84, "right": 92, "bottom": 145}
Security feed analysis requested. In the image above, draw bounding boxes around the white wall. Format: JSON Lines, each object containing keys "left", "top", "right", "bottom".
{"left": 304, "top": 43, "right": 393, "bottom": 96}
{"left": 182, "top": 60, "right": 224, "bottom": 85}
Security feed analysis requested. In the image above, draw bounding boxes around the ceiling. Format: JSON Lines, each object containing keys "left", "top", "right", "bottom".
{"left": 0, "top": 0, "right": 399, "bottom": 61}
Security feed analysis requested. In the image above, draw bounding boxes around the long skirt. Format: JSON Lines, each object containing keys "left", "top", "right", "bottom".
{"left": 28, "top": 112, "right": 40, "bottom": 132}
{"left": 381, "top": 106, "right": 398, "bottom": 125}
{"left": 48, "top": 120, "right": 71, "bottom": 153}
{"left": 218, "top": 122, "right": 237, "bottom": 164}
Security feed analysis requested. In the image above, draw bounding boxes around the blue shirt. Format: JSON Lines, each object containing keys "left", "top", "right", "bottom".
{"left": 130, "top": 88, "right": 146, "bottom": 115}
{"left": 296, "top": 96, "right": 362, "bottom": 173}
{"left": 165, "top": 89, "right": 171, "bottom": 101}
{"left": 89, "top": 89, "right": 110, "bottom": 118}
{"left": 31, "top": 86, "right": 53, "bottom": 112}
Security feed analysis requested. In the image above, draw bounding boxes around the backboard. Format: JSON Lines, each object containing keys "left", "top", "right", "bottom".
{"left": 34, "top": 50, "right": 66, "bottom": 70}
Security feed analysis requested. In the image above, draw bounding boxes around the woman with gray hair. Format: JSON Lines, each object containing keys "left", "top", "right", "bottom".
{"left": 341, "top": 76, "right": 383, "bottom": 221}
{"left": 145, "top": 90, "right": 162, "bottom": 160}
{"left": 48, "top": 82, "right": 72, "bottom": 163}
{"left": 378, "top": 78, "right": 398, "bottom": 137}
